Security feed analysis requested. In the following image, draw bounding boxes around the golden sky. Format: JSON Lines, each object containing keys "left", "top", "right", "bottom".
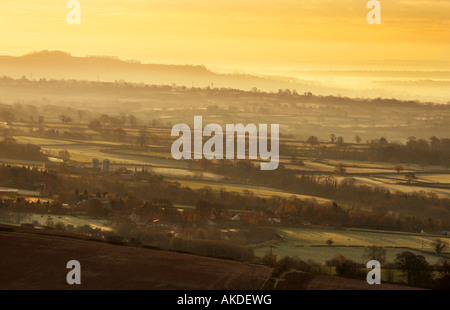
{"left": 0, "top": 0, "right": 449, "bottom": 70}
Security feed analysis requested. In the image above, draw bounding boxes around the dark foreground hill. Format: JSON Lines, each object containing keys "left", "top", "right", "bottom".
{"left": 0, "top": 225, "right": 418, "bottom": 290}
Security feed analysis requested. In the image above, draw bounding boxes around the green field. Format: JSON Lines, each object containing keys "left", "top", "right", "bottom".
{"left": 13, "top": 136, "right": 80, "bottom": 146}
{"left": 254, "top": 227, "right": 450, "bottom": 265}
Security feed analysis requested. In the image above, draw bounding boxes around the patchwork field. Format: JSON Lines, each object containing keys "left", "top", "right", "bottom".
{"left": 10, "top": 132, "right": 450, "bottom": 202}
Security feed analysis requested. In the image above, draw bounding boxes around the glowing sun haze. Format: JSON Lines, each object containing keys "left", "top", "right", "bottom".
{"left": 0, "top": 0, "right": 449, "bottom": 70}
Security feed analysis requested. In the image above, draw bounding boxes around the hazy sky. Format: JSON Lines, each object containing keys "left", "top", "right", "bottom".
{"left": 0, "top": 0, "right": 449, "bottom": 70}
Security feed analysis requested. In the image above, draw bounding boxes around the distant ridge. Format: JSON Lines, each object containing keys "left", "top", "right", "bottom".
{"left": 0, "top": 50, "right": 313, "bottom": 92}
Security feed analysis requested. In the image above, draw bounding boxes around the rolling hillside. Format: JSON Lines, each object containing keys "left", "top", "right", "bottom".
{"left": 0, "top": 225, "right": 418, "bottom": 290}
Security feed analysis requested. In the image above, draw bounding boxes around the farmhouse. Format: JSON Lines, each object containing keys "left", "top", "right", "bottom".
{"left": 268, "top": 217, "right": 281, "bottom": 224}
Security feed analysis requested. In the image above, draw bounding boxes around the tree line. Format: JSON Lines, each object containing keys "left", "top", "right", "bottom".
{"left": 0, "top": 138, "right": 48, "bottom": 161}
{"left": 283, "top": 135, "right": 450, "bottom": 168}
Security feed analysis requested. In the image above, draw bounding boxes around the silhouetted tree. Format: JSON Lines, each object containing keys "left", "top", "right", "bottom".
{"left": 128, "top": 115, "right": 137, "bottom": 127}
{"left": 432, "top": 239, "right": 449, "bottom": 254}
{"left": 138, "top": 129, "right": 148, "bottom": 148}
{"left": 88, "top": 119, "right": 103, "bottom": 132}
{"left": 405, "top": 172, "right": 417, "bottom": 183}
{"left": 334, "top": 163, "right": 346, "bottom": 175}
{"left": 394, "top": 164, "right": 403, "bottom": 174}
{"left": 395, "top": 251, "right": 433, "bottom": 287}
{"left": 363, "top": 245, "right": 386, "bottom": 264}
{"left": 435, "top": 259, "right": 450, "bottom": 289}
{"left": 330, "top": 134, "right": 336, "bottom": 144}
{"left": 307, "top": 136, "right": 319, "bottom": 148}
{"left": 59, "top": 115, "right": 73, "bottom": 124}
{"left": 58, "top": 150, "right": 70, "bottom": 162}
{"left": 114, "top": 127, "right": 127, "bottom": 142}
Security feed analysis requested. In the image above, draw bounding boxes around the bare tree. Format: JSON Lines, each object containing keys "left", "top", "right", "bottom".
{"left": 363, "top": 245, "right": 386, "bottom": 264}
{"left": 334, "top": 163, "right": 346, "bottom": 175}
{"left": 59, "top": 149, "right": 71, "bottom": 162}
{"left": 99, "top": 114, "right": 111, "bottom": 125}
{"left": 128, "top": 115, "right": 137, "bottom": 127}
{"left": 114, "top": 127, "right": 127, "bottom": 142}
{"left": 432, "top": 239, "right": 449, "bottom": 254}
{"left": 330, "top": 134, "right": 336, "bottom": 143}
{"left": 394, "top": 164, "right": 404, "bottom": 174}
{"left": 405, "top": 172, "right": 417, "bottom": 183}
{"left": 59, "top": 115, "right": 73, "bottom": 124}
{"left": 88, "top": 119, "right": 103, "bottom": 132}
{"left": 138, "top": 129, "right": 148, "bottom": 148}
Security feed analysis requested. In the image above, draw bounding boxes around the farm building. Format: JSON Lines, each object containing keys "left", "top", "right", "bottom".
{"left": 92, "top": 158, "right": 100, "bottom": 169}
{"left": 103, "top": 159, "right": 111, "bottom": 172}
{"left": 269, "top": 218, "right": 281, "bottom": 224}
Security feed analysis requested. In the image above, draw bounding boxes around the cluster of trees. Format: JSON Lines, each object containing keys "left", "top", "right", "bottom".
{"left": 286, "top": 135, "right": 450, "bottom": 168}
{"left": 266, "top": 249, "right": 449, "bottom": 289}
{"left": 103, "top": 195, "right": 279, "bottom": 245}
{"left": 0, "top": 165, "right": 57, "bottom": 190}
{"left": 169, "top": 236, "right": 254, "bottom": 262}
{"left": 88, "top": 114, "right": 137, "bottom": 131}
{"left": 37, "top": 128, "right": 90, "bottom": 141}
{"left": 0, "top": 138, "right": 47, "bottom": 161}
{"left": 87, "top": 116, "right": 161, "bottom": 146}
{"left": 0, "top": 197, "right": 56, "bottom": 224}
{"left": 331, "top": 248, "right": 450, "bottom": 289}
{"left": 325, "top": 254, "right": 366, "bottom": 279}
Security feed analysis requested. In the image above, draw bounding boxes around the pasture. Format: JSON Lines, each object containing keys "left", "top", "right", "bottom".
{"left": 168, "top": 177, "right": 333, "bottom": 203}
{"left": 253, "top": 227, "right": 450, "bottom": 265}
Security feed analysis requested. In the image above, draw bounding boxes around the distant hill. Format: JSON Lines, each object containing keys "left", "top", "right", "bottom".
{"left": 0, "top": 51, "right": 316, "bottom": 92}
{"left": 2, "top": 51, "right": 446, "bottom": 103}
